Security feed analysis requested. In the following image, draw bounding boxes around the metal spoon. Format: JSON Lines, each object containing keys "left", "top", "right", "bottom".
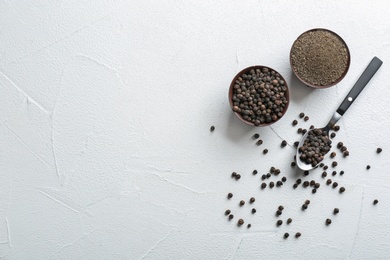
{"left": 296, "top": 56, "right": 383, "bottom": 171}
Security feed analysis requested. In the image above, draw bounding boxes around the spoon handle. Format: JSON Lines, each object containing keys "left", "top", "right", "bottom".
{"left": 336, "top": 56, "right": 383, "bottom": 116}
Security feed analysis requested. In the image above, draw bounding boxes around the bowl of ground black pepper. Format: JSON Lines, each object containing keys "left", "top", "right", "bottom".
{"left": 229, "top": 66, "right": 290, "bottom": 126}
{"left": 290, "top": 28, "right": 350, "bottom": 88}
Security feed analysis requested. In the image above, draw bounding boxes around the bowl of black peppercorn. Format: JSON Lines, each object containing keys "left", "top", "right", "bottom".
{"left": 229, "top": 66, "right": 290, "bottom": 126}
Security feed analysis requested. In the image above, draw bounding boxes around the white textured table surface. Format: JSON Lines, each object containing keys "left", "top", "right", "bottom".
{"left": 1, "top": 1, "right": 390, "bottom": 259}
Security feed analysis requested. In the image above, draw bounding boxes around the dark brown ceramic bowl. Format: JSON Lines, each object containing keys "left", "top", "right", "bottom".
{"left": 290, "top": 28, "right": 351, "bottom": 89}
{"left": 229, "top": 66, "right": 290, "bottom": 127}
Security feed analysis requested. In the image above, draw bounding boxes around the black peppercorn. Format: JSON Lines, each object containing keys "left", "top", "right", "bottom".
{"left": 326, "top": 179, "right": 332, "bottom": 185}
{"left": 332, "top": 161, "right": 338, "bottom": 167}
{"left": 366, "top": 165, "right": 371, "bottom": 170}
{"left": 310, "top": 125, "right": 314, "bottom": 130}
{"left": 310, "top": 180, "right": 315, "bottom": 186}
{"left": 330, "top": 152, "right": 336, "bottom": 158}
{"left": 275, "top": 169, "right": 281, "bottom": 175}
{"left": 276, "top": 220, "right": 283, "bottom": 226}
{"left": 253, "top": 133, "right": 260, "bottom": 139}
{"left": 326, "top": 219, "right": 332, "bottom": 225}
{"left": 293, "top": 183, "right": 298, "bottom": 189}
{"left": 261, "top": 183, "right": 267, "bottom": 189}
{"left": 304, "top": 116, "right": 309, "bottom": 121}
{"left": 281, "top": 140, "right": 287, "bottom": 147}
{"left": 315, "top": 183, "right": 320, "bottom": 189}
{"left": 332, "top": 171, "right": 337, "bottom": 176}
{"left": 339, "top": 187, "right": 345, "bottom": 193}
{"left": 284, "top": 233, "right": 289, "bottom": 239}
{"left": 225, "top": 209, "right": 231, "bottom": 215}
{"left": 299, "top": 112, "right": 305, "bottom": 118}
{"left": 341, "top": 146, "right": 347, "bottom": 152}
{"left": 227, "top": 193, "right": 233, "bottom": 199}
{"left": 305, "top": 200, "right": 310, "bottom": 205}
{"left": 303, "top": 181, "right": 309, "bottom": 187}
{"left": 323, "top": 165, "right": 328, "bottom": 170}
{"left": 269, "top": 182, "right": 275, "bottom": 188}
{"left": 256, "top": 139, "right": 263, "bottom": 146}
{"left": 333, "top": 208, "right": 339, "bottom": 214}
{"left": 263, "top": 149, "right": 268, "bottom": 154}
{"left": 343, "top": 151, "right": 349, "bottom": 157}
{"left": 231, "top": 172, "right": 237, "bottom": 178}
{"left": 294, "top": 141, "right": 299, "bottom": 148}
{"left": 251, "top": 208, "right": 256, "bottom": 214}
{"left": 377, "top": 148, "right": 382, "bottom": 154}
{"left": 261, "top": 174, "right": 266, "bottom": 180}
{"left": 330, "top": 133, "right": 336, "bottom": 138}
{"left": 266, "top": 173, "right": 271, "bottom": 178}
{"left": 322, "top": 172, "right": 327, "bottom": 178}
{"left": 292, "top": 120, "right": 298, "bottom": 126}
{"left": 319, "top": 163, "right": 325, "bottom": 167}
{"left": 252, "top": 170, "right": 258, "bottom": 175}
{"left": 235, "top": 174, "right": 241, "bottom": 180}
{"left": 332, "top": 182, "right": 338, "bottom": 188}
{"left": 302, "top": 204, "right": 308, "bottom": 210}
{"left": 287, "top": 218, "right": 292, "bottom": 224}
{"left": 229, "top": 214, "right": 234, "bottom": 220}
{"left": 276, "top": 210, "right": 282, "bottom": 216}
{"left": 210, "top": 126, "right": 215, "bottom": 132}
{"left": 340, "top": 170, "right": 344, "bottom": 175}
{"left": 282, "top": 177, "right": 287, "bottom": 182}
{"left": 291, "top": 161, "right": 296, "bottom": 167}
{"left": 297, "top": 128, "right": 303, "bottom": 134}
{"left": 276, "top": 181, "right": 283, "bottom": 187}
{"left": 333, "top": 125, "right": 340, "bottom": 131}
{"left": 240, "top": 200, "right": 245, "bottom": 206}
{"left": 238, "top": 219, "right": 244, "bottom": 226}
{"left": 295, "top": 232, "right": 301, "bottom": 238}
{"left": 312, "top": 188, "right": 317, "bottom": 194}
{"left": 337, "top": 142, "right": 343, "bottom": 148}
{"left": 304, "top": 171, "right": 309, "bottom": 176}
{"left": 373, "top": 199, "right": 378, "bottom": 205}
{"left": 247, "top": 224, "right": 251, "bottom": 228}
{"left": 249, "top": 197, "right": 255, "bottom": 204}
{"left": 278, "top": 205, "right": 284, "bottom": 211}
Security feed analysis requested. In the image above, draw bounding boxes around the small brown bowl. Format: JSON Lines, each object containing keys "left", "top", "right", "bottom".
{"left": 228, "top": 66, "right": 290, "bottom": 127}
{"left": 290, "top": 28, "right": 351, "bottom": 89}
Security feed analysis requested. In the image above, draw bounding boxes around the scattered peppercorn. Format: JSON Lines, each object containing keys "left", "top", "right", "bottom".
{"left": 326, "top": 219, "right": 332, "bottom": 225}
{"left": 277, "top": 220, "right": 283, "bottom": 226}
{"left": 330, "top": 133, "right": 336, "bottom": 138}
{"left": 366, "top": 165, "right": 371, "bottom": 170}
{"left": 252, "top": 170, "right": 258, "bottom": 175}
{"left": 297, "top": 128, "right": 303, "bottom": 134}
{"left": 302, "top": 129, "right": 307, "bottom": 135}
{"left": 225, "top": 209, "right": 231, "bottom": 215}
{"left": 227, "top": 193, "right": 233, "bottom": 199}
{"left": 295, "top": 232, "right": 301, "bottom": 238}
{"left": 261, "top": 174, "right": 266, "bottom": 180}
{"left": 252, "top": 208, "right": 256, "bottom": 214}
{"left": 304, "top": 116, "right": 309, "bottom": 121}
{"left": 343, "top": 151, "right": 349, "bottom": 157}
{"left": 315, "top": 183, "right": 320, "bottom": 188}
{"left": 340, "top": 170, "right": 344, "bottom": 175}
{"left": 332, "top": 161, "right": 338, "bottom": 167}
{"left": 330, "top": 152, "right": 336, "bottom": 158}
{"left": 266, "top": 173, "right": 271, "bottom": 178}
{"left": 238, "top": 219, "right": 244, "bottom": 226}
{"left": 302, "top": 204, "right": 308, "bottom": 210}
{"left": 253, "top": 133, "right": 260, "bottom": 139}
{"left": 293, "top": 184, "right": 298, "bottom": 189}
{"left": 275, "top": 169, "right": 281, "bottom": 175}
{"left": 281, "top": 140, "right": 287, "bottom": 147}
{"left": 291, "top": 162, "right": 296, "bottom": 167}
{"left": 231, "top": 172, "right": 237, "bottom": 178}
{"left": 332, "top": 182, "right": 338, "bottom": 188}
{"left": 235, "top": 174, "right": 241, "bottom": 180}
{"left": 297, "top": 179, "right": 302, "bottom": 184}
{"left": 294, "top": 141, "right": 299, "bottom": 148}
{"left": 287, "top": 218, "right": 292, "bottom": 224}
{"left": 282, "top": 177, "right": 287, "bottom": 182}
{"left": 249, "top": 197, "right": 255, "bottom": 204}
{"left": 276, "top": 210, "right": 282, "bottom": 216}
{"left": 319, "top": 163, "right": 325, "bottom": 167}
{"left": 261, "top": 183, "right": 267, "bottom": 189}
{"left": 341, "top": 146, "right": 347, "bottom": 152}
{"left": 339, "top": 187, "right": 345, "bottom": 193}
{"left": 292, "top": 120, "right": 298, "bottom": 126}
{"left": 373, "top": 199, "right": 378, "bottom": 205}
{"left": 337, "top": 142, "right": 343, "bottom": 148}
{"left": 303, "top": 181, "right": 309, "bottom": 187}
{"left": 276, "top": 181, "right": 283, "bottom": 187}
{"left": 304, "top": 171, "right": 309, "bottom": 176}
{"left": 322, "top": 172, "right": 327, "bottom": 178}
{"left": 263, "top": 149, "right": 268, "bottom": 154}
{"left": 269, "top": 182, "right": 275, "bottom": 188}
{"left": 310, "top": 125, "right": 315, "bottom": 130}
{"left": 333, "top": 125, "right": 340, "bottom": 131}
{"left": 310, "top": 180, "right": 315, "bottom": 186}
{"left": 323, "top": 165, "right": 329, "bottom": 170}
{"left": 326, "top": 179, "right": 332, "bottom": 185}
{"left": 377, "top": 148, "right": 382, "bottom": 154}
{"left": 333, "top": 208, "right": 339, "bottom": 214}
{"left": 270, "top": 167, "right": 275, "bottom": 173}
{"left": 305, "top": 200, "right": 310, "bottom": 205}
{"left": 247, "top": 224, "right": 251, "bottom": 228}
{"left": 299, "top": 112, "right": 305, "bottom": 118}
{"left": 332, "top": 171, "right": 337, "bottom": 176}
{"left": 312, "top": 188, "right": 317, "bottom": 194}
{"left": 240, "top": 200, "right": 245, "bottom": 206}
{"left": 278, "top": 205, "right": 284, "bottom": 211}
{"left": 256, "top": 140, "right": 263, "bottom": 146}
{"left": 284, "top": 233, "right": 290, "bottom": 239}
{"left": 210, "top": 126, "right": 215, "bottom": 132}
{"left": 229, "top": 214, "right": 234, "bottom": 220}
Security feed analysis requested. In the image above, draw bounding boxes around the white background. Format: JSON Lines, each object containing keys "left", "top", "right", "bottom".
{"left": 1, "top": 0, "right": 390, "bottom": 259}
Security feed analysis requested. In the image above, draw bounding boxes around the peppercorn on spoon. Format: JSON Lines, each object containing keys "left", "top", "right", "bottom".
{"left": 296, "top": 56, "right": 383, "bottom": 171}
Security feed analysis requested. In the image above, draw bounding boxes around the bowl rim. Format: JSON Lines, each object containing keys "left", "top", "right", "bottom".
{"left": 228, "top": 65, "right": 290, "bottom": 127}
{"left": 289, "top": 28, "right": 351, "bottom": 89}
